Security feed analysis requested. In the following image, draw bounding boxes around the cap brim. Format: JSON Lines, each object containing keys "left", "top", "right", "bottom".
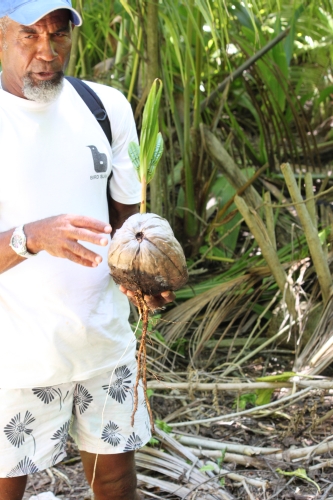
{"left": 8, "top": 3, "right": 82, "bottom": 27}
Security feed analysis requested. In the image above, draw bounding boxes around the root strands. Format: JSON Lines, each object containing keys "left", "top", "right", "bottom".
{"left": 132, "top": 290, "right": 155, "bottom": 432}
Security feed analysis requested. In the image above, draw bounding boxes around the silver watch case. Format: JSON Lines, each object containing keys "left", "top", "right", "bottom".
{"left": 9, "top": 226, "right": 36, "bottom": 258}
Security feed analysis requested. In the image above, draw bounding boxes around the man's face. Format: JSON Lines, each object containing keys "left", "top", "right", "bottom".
{"left": 0, "top": 9, "right": 72, "bottom": 101}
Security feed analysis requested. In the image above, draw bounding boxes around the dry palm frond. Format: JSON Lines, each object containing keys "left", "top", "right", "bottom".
{"left": 157, "top": 274, "right": 262, "bottom": 368}
{"left": 235, "top": 195, "right": 296, "bottom": 316}
{"left": 136, "top": 428, "right": 274, "bottom": 498}
{"left": 295, "top": 292, "right": 333, "bottom": 374}
{"left": 136, "top": 428, "right": 235, "bottom": 499}
{"left": 136, "top": 417, "right": 333, "bottom": 497}
{"left": 160, "top": 275, "right": 253, "bottom": 342}
{"left": 190, "top": 279, "right": 258, "bottom": 364}
{"left": 281, "top": 163, "right": 333, "bottom": 304}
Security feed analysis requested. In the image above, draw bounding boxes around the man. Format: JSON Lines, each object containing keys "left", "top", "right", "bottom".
{"left": 0, "top": 1, "right": 173, "bottom": 499}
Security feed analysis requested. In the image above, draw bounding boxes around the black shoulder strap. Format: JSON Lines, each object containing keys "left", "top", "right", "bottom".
{"left": 66, "top": 76, "right": 113, "bottom": 223}
{"left": 65, "top": 76, "right": 112, "bottom": 146}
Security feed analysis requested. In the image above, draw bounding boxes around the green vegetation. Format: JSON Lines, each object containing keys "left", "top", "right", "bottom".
{"left": 71, "top": 0, "right": 333, "bottom": 377}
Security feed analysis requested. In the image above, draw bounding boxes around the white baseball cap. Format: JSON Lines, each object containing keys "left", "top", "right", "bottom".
{"left": 0, "top": 0, "right": 82, "bottom": 26}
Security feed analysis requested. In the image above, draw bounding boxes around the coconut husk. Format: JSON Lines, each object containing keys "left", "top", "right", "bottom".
{"left": 108, "top": 212, "right": 188, "bottom": 296}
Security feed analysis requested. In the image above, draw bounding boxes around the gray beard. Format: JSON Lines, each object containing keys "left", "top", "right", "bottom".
{"left": 22, "top": 74, "right": 64, "bottom": 103}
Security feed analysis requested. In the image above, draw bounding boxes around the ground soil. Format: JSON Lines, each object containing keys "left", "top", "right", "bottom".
{"left": 21, "top": 312, "right": 333, "bottom": 500}
{"left": 22, "top": 370, "right": 333, "bottom": 500}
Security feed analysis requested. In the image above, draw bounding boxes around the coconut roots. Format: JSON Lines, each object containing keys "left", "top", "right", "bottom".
{"left": 131, "top": 290, "right": 155, "bottom": 433}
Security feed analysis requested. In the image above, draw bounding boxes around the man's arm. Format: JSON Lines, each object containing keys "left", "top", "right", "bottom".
{"left": 0, "top": 214, "right": 112, "bottom": 274}
{"left": 0, "top": 228, "right": 27, "bottom": 273}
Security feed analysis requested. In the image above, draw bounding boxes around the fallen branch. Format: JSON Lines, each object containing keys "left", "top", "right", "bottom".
{"left": 309, "top": 459, "right": 333, "bottom": 471}
{"left": 148, "top": 381, "right": 292, "bottom": 391}
{"left": 205, "top": 461, "right": 268, "bottom": 488}
{"left": 167, "top": 387, "right": 312, "bottom": 427}
{"left": 170, "top": 436, "right": 333, "bottom": 469}
{"left": 172, "top": 434, "right": 280, "bottom": 456}
{"left": 147, "top": 379, "right": 333, "bottom": 391}
{"left": 270, "top": 438, "right": 333, "bottom": 462}
{"left": 188, "top": 448, "right": 266, "bottom": 468}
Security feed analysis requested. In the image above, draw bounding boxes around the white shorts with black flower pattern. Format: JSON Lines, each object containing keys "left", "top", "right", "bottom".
{"left": 0, "top": 361, "right": 151, "bottom": 478}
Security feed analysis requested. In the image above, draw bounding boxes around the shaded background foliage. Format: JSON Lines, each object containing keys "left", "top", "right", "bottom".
{"left": 70, "top": 0, "right": 333, "bottom": 232}
{"left": 68, "top": 0, "right": 333, "bottom": 376}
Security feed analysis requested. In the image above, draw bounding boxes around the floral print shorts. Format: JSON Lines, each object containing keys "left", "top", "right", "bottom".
{"left": 0, "top": 361, "right": 151, "bottom": 478}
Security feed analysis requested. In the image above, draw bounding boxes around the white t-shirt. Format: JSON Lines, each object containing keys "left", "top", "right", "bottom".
{"left": 0, "top": 79, "right": 142, "bottom": 388}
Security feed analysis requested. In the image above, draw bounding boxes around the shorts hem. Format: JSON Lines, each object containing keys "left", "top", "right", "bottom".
{"left": 0, "top": 453, "right": 68, "bottom": 478}
{"left": 76, "top": 434, "right": 151, "bottom": 455}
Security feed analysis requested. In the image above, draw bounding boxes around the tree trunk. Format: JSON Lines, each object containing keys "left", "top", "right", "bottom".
{"left": 146, "top": 0, "right": 162, "bottom": 215}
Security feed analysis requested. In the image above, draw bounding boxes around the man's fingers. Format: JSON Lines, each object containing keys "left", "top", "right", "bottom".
{"left": 119, "top": 286, "right": 176, "bottom": 310}
{"left": 143, "top": 291, "right": 176, "bottom": 310}
{"left": 144, "top": 297, "right": 166, "bottom": 310}
{"left": 70, "top": 215, "right": 111, "bottom": 234}
{"left": 62, "top": 248, "right": 99, "bottom": 267}
{"left": 86, "top": 227, "right": 112, "bottom": 235}
{"left": 144, "top": 291, "right": 175, "bottom": 302}
{"left": 70, "top": 227, "right": 110, "bottom": 247}
{"left": 119, "top": 287, "right": 139, "bottom": 307}
{"left": 23, "top": 214, "right": 113, "bottom": 268}
{"left": 160, "top": 291, "right": 176, "bottom": 302}
{"left": 119, "top": 286, "right": 137, "bottom": 298}
{"left": 64, "top": 241, "right": 104, "bottom": 265}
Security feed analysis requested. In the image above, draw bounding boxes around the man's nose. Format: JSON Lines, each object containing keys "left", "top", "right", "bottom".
{"left": 36, "top": 37, "right": 58, "bottom": 61}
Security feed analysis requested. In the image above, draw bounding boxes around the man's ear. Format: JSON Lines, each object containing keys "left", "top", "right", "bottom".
{"left": 0, "top": 17, "right": 10, "bottom": 55}
{"left": 0, "top": 29, "right": 5, "bottom": 55}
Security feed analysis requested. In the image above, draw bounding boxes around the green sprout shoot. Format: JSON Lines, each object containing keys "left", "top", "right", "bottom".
{"left": 128, "top": 79, "right": 164, "bottom": 214}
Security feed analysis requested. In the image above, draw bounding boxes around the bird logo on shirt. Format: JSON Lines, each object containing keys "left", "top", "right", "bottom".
{"left": 87, "top": 145, "right": 108, "bottom": 173}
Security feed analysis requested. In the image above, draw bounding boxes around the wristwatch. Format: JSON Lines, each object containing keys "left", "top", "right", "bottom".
{"left": 9, "top": 226, "right": 37, "bottom": 258}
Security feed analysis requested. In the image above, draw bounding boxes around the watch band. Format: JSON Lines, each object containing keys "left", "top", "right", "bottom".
{"left": 9, "top": 225, "right": 37, "bottom": 258}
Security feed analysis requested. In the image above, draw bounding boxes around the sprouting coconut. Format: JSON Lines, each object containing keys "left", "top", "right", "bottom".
{"left": 108, "top": 213, "right": 188, "bottom": 296}
{"left": 108, "top": 80, "right": 188, "bottom": 430}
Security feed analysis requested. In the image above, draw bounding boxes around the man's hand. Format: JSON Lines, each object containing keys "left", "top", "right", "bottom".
{"left": 24, "top": 214, "right": 112, "bottom": 267}
{"left": 119, "top": 285, "right": 175, "bottom": 311}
